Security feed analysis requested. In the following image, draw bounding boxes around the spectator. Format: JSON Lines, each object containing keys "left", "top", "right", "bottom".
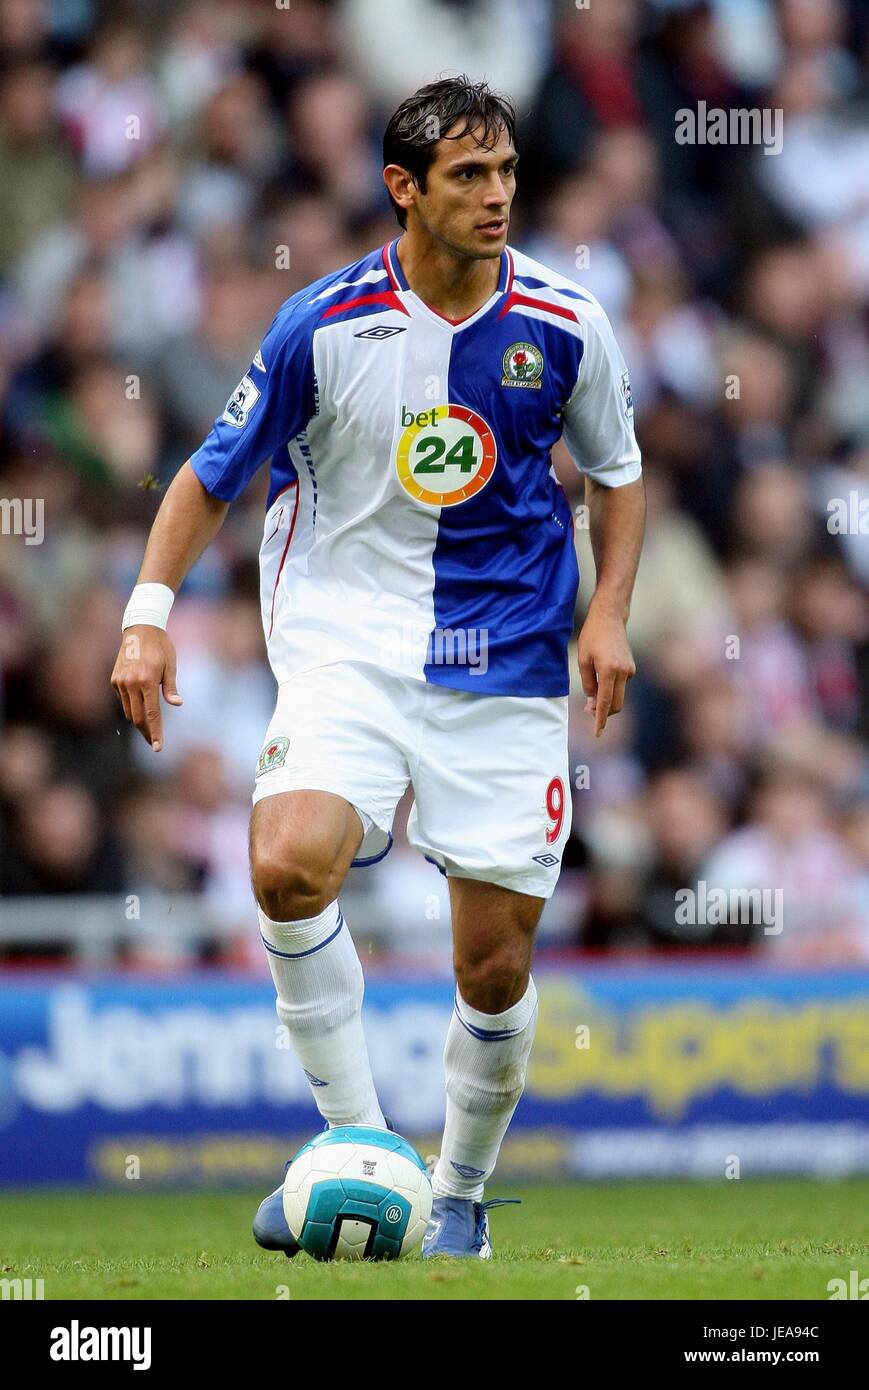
{"left": 703, "top": 767, "right": 866, "bottom": 957}
{"left": 0, "top": 0, "right": 866, "bottom": 964}
{"left": 1, "top": 781, "right": 123, "bottom": 896}
{"left": 0, "top": 58, "right": 78, "bottom": 272}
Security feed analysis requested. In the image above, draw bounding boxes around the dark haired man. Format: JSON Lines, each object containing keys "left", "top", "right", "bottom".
{"left": 112, "top": 77, "right": 645, "bottom": 1258}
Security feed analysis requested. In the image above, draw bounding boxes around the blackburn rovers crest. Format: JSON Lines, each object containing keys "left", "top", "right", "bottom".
{"left": 502, "top": 341, "right": 544, "bottom": 389}
{"left": 256, "top": 736, "right": 290, "bottom": 777}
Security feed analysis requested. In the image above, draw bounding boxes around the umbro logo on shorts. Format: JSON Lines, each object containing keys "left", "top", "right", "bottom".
{"left": 354, "top": 324, "right": 407, "bottom": 340}
{"left": 532, "top": 853, "right": 560, "bottom": 868}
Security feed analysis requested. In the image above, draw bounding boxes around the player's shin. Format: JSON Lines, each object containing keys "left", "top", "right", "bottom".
{"left": 432, "top": 976, "right": 538, "bottom": 1201}
{"left": 257, "top": 900, "right": 386, "bottom": 1128}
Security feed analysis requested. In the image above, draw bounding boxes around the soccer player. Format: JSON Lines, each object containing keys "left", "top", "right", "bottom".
{"left": 111, "top": 77, "right": 644, "bottom": 1258}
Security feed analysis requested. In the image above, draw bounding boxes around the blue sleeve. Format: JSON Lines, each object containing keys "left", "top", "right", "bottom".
{"left": 189, "top": 306, "right": 317, "bottom": 502}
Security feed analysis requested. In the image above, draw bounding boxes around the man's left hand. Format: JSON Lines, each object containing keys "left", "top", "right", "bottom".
{"left": 577, "top": 597, "right": 636, "bottom": 738}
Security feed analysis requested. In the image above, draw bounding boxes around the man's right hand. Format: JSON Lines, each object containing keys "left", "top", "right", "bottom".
{"left": 111, "top": 626, "right": 183, "bottom": 752}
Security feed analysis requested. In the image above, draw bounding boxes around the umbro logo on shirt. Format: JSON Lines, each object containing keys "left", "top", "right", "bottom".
{"left": 354, "top": 324, "right": 407, "bottom": 340}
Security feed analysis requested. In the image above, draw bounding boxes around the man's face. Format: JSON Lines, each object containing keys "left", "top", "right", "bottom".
{"left": 410, "top": 120, "right": 517, "bottom": 258}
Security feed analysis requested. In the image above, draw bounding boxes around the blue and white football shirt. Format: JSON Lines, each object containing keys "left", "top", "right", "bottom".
{"left": 189, "top": 240, "right": 641, "bottom": 697}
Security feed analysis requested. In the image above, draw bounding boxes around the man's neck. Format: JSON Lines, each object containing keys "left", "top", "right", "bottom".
{"left": 395, "top": 232, "right": 502, "bottom": 321}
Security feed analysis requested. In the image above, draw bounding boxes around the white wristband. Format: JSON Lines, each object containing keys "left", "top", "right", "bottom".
{"left": 122, "top": 582, "right": 175, "bottom": 632}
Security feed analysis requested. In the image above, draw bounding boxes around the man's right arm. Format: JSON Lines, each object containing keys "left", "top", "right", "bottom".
{"left": 112, "top": 298, "right": 318, "bottom": 750}
{"left": 110, "top": 461, "right": 229, "bottom": 752}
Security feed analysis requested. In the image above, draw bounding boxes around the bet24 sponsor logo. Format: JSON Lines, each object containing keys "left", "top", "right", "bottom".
{"left": 396, "top": 403, "right": 496, "bottom": 507}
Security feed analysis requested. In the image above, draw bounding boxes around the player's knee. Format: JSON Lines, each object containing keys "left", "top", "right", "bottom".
{"left": 250, "top": 837, "right": 335, "bottom": 922}
{"left": 455, "top": 948, "right": 529, "bottom": 1015}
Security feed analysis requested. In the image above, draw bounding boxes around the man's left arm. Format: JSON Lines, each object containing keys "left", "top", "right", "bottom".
{"left": 580, "top": 473, "right": 645, "bottom": 736}
{"left": 561, "top": 296, "right": 645, "bottom": 735}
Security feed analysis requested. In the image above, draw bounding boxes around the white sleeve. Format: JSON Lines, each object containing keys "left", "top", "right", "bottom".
{"left": 562, "top": 303, "right": 642, "bottom": 487}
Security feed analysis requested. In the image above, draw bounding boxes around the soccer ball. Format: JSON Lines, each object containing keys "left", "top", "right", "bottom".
{"left": 282, "top": 1124, "right": 432, "bottom": 1260}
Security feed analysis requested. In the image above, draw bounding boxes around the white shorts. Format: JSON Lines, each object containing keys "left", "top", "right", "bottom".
{"left": 252, "top": 661, "right": 571, "bottom": 898}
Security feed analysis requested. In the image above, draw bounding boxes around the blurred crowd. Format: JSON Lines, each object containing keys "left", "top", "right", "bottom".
{"left": 1, "top": 0, "right": 867, "bottom": 964}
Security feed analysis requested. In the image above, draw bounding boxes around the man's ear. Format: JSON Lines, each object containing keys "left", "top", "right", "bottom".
{"left": 383, "top": 164, "right": 417, "bottom": 218}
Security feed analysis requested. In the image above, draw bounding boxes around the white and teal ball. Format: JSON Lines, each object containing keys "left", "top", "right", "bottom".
{"left": 283, "top": 1125, "right": 432, "bottom": 1261}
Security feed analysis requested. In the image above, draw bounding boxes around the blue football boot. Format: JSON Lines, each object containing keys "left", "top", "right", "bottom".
{"left": 253, "top": 1116, "right": 394, "bottom": 1257}
{"left": 421, "top": 1196, "right": 520, "bottom": 1258}
{"left": 252, "top": 1163, "right": 301, "bottom": 1257}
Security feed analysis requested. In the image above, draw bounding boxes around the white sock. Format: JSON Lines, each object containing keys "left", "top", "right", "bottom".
{"left": 258, "top": 900, "right": 385, "bottom": 1128}
{"left": 432, "top": 977, "right": 538, "bottom": 1201}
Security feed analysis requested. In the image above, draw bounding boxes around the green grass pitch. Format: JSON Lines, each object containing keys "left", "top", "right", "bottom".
{"left": 1, "top": 1179, "right": 865, "bottom": 1300}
